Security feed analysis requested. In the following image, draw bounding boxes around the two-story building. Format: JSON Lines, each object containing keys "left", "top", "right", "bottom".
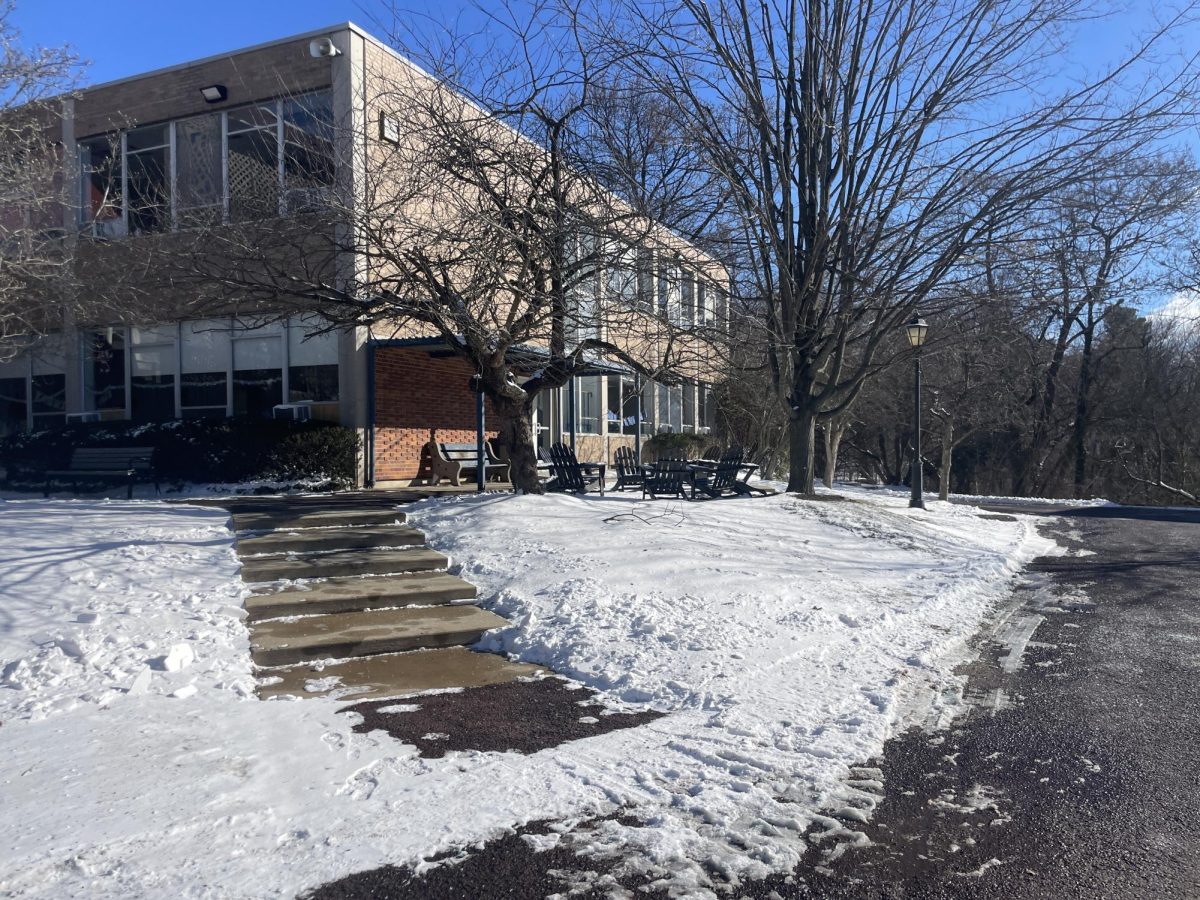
{"left": 0, "top": 22, "right": 727, "bottom": 486}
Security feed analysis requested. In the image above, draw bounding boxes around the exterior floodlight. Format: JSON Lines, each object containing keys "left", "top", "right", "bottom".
{"left": 199, "top": 85, "right": 228, "bottom": 103}
{"left": 905, "top": 316, "right": 929, "bottom": 348}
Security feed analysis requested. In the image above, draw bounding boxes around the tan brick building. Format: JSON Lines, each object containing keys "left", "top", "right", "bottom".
{"left": 0, "top": 23, "right": 726, "bottom": 486}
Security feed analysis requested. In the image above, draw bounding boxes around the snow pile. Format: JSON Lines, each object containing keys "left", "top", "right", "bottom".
{"left": 0, "top": 501, "right": 253, "bottom": 718}
{"left": 0, "top": 490, "right": 1057, "bottom": 898}
{"left": 411, "top": 487, "right": 1059, "bottom": 889}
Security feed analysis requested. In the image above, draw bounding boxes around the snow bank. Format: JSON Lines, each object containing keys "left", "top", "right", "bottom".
{"left": 0, "top": 490, "right": 1056, "bottom": 898}
{"left": 411, "top": 487, "right": 1059, "bottom": 890}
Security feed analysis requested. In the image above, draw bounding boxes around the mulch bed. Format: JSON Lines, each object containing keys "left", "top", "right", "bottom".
{"left": 339, "top": 676, "right": 663, "bottom": 758}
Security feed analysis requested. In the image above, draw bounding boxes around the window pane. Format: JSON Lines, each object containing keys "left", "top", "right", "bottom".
{"left": 606, "top": 375, "right": 621, "bottom": 433}
{"left": 233, "top": 334, "right": 282, "bottom": 417}
{"left": 84, "top": 328, "right": 126, "bottom": 412}
{"left": 621, "top": 379, "right": 641, "bottom": 435}
{"left": 79, "top": 136, "right": 123, "bottom": 237}
{"left": 681, "top": 276, "right": 695, "bottom": 326}
{"left": 287, "top": 319, "right": 338, "bottom": 366}
{"left": 289, "top": 365, "right": 338, "bottom": 403}
{"left": 181, "top": 320, "right": 228, "bottom": 413}
{"left": 0, "top": 376, "right": 27, "bottom": 436}
{"left": 657, "top": 383, "right": 669, "bottom": 431}
{"left": 181, "top": 372, "right": 226, "bottom": 409}
{"left": 228, "top": 129, "right": 279, "bottom": 221}
{"left": 177, "top": 114, "right": 222, "bottom": 226}
{"left": 182, "top": 319, "right": 231, "bottom": 373}
{"left": 577, "top": 376, "right": 601, "bottom": 434}
{"left": 227, "top": 104, "right": 277, "bottom": 133}
{"left": 126, "top": 144, "right": 170, "bottom": 234}
{"left": 131, "top": 342, "right": 175, "bottom": 422}
{"left": 283, "top": 91, "right": 334, "bottom": 209}
{"left": 125, "top": 124, "right": 167, "bottom": 153}
{"left": 670, "top": 386, "right": 682, "bottom": 431}
{"left": 31, "top": 373, "right": 65, "bottom": 418}
{"left": 683, "top": 380, "right": 695, "bottom": 429}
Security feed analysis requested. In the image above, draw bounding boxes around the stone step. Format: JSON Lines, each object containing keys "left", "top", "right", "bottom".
{"left": 244, "top": 572, "right": 477, "bottom": 621}
{"left": 249, "top": 605, "right": 508, "bottom": 667}
{"left": 237, "top": 525, "right": 425, "bottom": 557}
{"left": 256, "top": 647, "right": 544, "bottom": 701}
{"left": 239, "top": 547, "right": 448, "bottom": 583}
{"left": 231, "top": 508, "right": 408, "bottom": 533}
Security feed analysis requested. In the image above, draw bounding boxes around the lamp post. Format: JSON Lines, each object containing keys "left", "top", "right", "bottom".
{"left": 905, "top": 316, "right": 929, "bottom": 509}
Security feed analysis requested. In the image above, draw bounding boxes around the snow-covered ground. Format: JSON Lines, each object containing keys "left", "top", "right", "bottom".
{"left": 0, "top": 489, "right": 1058, "bottom": 898}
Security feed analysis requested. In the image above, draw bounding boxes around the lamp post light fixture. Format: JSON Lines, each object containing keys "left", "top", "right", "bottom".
{"left": 905, "top": 316, "right": 929, "bottom": 509}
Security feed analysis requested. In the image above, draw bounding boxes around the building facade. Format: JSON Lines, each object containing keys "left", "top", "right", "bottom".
{"left": 0, "top": 23, "right": 725, "bottom": 486}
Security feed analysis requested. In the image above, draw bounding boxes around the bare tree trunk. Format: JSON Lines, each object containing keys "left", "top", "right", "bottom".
{"left": 939, "top": 421, "right": 954, "bottom": 502}
{"left": 823, "top": 419, "right": 848, "bottom": 488}
{"left": 788, "top": 410, "right": 817, "bottom": 495}
{"left": 492, "top": 395, "right": 543, "bottom": 494}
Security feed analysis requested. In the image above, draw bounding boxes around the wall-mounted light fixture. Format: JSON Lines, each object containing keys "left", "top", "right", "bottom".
{"left": 199, "top": 85, "right": 228, "bottom": 103}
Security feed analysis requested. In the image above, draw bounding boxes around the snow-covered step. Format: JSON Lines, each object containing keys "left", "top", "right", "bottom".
{"left": 239, "top": 547, "right": 448, "bottom": 583}
{"left": 231, "top": 508, "right": 408, "bottom": 533}
{"left": 256, "top": 647, "right": 543, "bottom": 701}
{"left": 249, "top": 605, "right": 509, "bottom": 667}
{"left": 236, "top": 525, "right": 425, "bottom": 556}
{"left": 244, "top": 572, "right": 477, "bottom": 621}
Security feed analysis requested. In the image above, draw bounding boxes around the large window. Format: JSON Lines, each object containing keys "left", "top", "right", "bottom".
{"left": 176, "top": 113, "right": 223, "bottom": 227}
{"left": 283, "top": 92, "right": 335, "bottom": 212}
{"left": 232, "top": 324, "right": 283, "bottom": 417}
{"left": 78, "top": 90, "right": 333, "bottom": 234}
{"left": 130, "top": 325, "right": 176, "bottom": 423}
{"left": 681, "top": 275, "right": 695, "bottom": 326}
{"left": 288, "top": 319, "right": 339, "bottom": 403}
{"left": 181, "top": 319, "right": 230, "bottom": 418}
{"left": 569, "top": 233, "right": 600, "bottom": 343}
{"left": 576, "top": 376, "right": 602, "bottom": 434}
{"left": 125, "top": 124, "right": 170, "bottom": 234}
{"left": 635, "top": 249, "right": 655, "bottom": 313}
{"left": 227, "top": 104, "right": 280, "bottom": 222}
{"left": 31, "top": 338, "right": 66, "bottom": 430}
{"left": 79, "top": 136, "right": 123, "bottom": 238}
{"left": 84, "top": 328, "right": 126, "bottom": 413}
{"left": 0, "top": 357, "right": 28, "bottom": 437}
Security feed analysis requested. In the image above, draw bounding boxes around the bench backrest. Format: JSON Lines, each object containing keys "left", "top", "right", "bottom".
{"left": 71, "top": 446, "right": 155, "bottom": 471}
{"left": 438, "top": 442, "right": 495, "bottom": 465}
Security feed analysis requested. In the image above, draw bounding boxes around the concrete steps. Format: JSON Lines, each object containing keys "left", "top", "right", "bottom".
{"left": 236, "top": 525, "right": 425, "bottom": 556}
{"left": 231, "top": 508, "right": 408, "bottom": 533}
{"left": 244, "top": 572, "right": 477, "bottom": 621}
{"left": 257, "top": 647, "right": 543, "bottom": 702}
{"left": 240, "top": 547, "right": 449, "bottom": 583}
{"left": 249, "top": 605, "right": 509, "bottom": 667}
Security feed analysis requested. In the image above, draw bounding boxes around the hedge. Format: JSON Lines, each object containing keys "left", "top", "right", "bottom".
{"left": 0, "top": 417, "right": 359, "bottom": 489}
{"left": 644, "top": 432, "right": 710, "bottom": 460}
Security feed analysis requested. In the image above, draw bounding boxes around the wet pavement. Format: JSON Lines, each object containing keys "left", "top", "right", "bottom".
{"left": 308, "top": 504, "right": 1200, "bottom": 899}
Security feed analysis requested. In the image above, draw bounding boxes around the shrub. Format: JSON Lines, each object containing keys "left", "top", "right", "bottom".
{"left": 644, "top": 432, "right": 709, "bottom": 460}
{"left": 0, "top": 418, "right": 359, "bottom": 489}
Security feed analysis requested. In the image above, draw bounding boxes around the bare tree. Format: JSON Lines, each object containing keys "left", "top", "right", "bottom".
{"left": 608, "top": 0, "right": 1200, "bottom": 494}
{"left": 0, "top": 0, "right": 78, "bottom": 359}
{"left": 155, "top": 2, "right": 724, "bottom": 493}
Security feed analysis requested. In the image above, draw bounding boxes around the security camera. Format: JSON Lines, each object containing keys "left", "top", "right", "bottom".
{"left": 309, "top": 38, "right": 341, "bottom": 58}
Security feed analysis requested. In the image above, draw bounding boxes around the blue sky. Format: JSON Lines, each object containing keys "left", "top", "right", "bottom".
{"left": 12, "top": 1, "right": 1198, "bottom": 89}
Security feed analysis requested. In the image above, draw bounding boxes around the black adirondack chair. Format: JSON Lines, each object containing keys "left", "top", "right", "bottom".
{"left": 642, "top": 457, "right": 691, "bottom": 500}
{"left": 691, "top": 450, "right": 744, "bottom": 499}
{"left": 612, "top": 446, "right": 644, "bottom": 491}
{"left": 548, "top": 443, "right": 604, "bottom": 494}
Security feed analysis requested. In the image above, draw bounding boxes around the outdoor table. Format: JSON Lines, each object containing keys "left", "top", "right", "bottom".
{"left": 581, "top": 462, "right": 607, "bottom": 494}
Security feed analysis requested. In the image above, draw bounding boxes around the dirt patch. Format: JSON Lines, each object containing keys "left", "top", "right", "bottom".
{"left": 339, "top": 676, "right": 664, "bottom": 758}
{"left": 301, "top": 814, "right": 666, "bottom": 900}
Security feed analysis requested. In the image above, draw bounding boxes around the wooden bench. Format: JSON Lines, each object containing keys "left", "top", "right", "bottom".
{"left": 44, "top": 446, "right": 158, "bottom": 499}
{"left": 424, "top": 441, "right": 508, "bottom": 486}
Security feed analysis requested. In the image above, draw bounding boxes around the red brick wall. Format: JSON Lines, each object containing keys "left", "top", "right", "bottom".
{"left": 373, "top": 347, "right": 498, "bottom": 483}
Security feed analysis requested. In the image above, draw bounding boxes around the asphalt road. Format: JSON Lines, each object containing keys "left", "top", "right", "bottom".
{"left": 309, "top": 504, "right": 1200, "bottom": 899}
{"left": 745, "top": 503, "right": 1200, "bottom": 899}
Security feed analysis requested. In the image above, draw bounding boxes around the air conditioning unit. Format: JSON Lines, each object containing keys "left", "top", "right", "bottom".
{"left": 66, "top": 411, "right": 102, "bottom": 423}
{"left": 272, "top": 403, "right": 312, "bottom": 422}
